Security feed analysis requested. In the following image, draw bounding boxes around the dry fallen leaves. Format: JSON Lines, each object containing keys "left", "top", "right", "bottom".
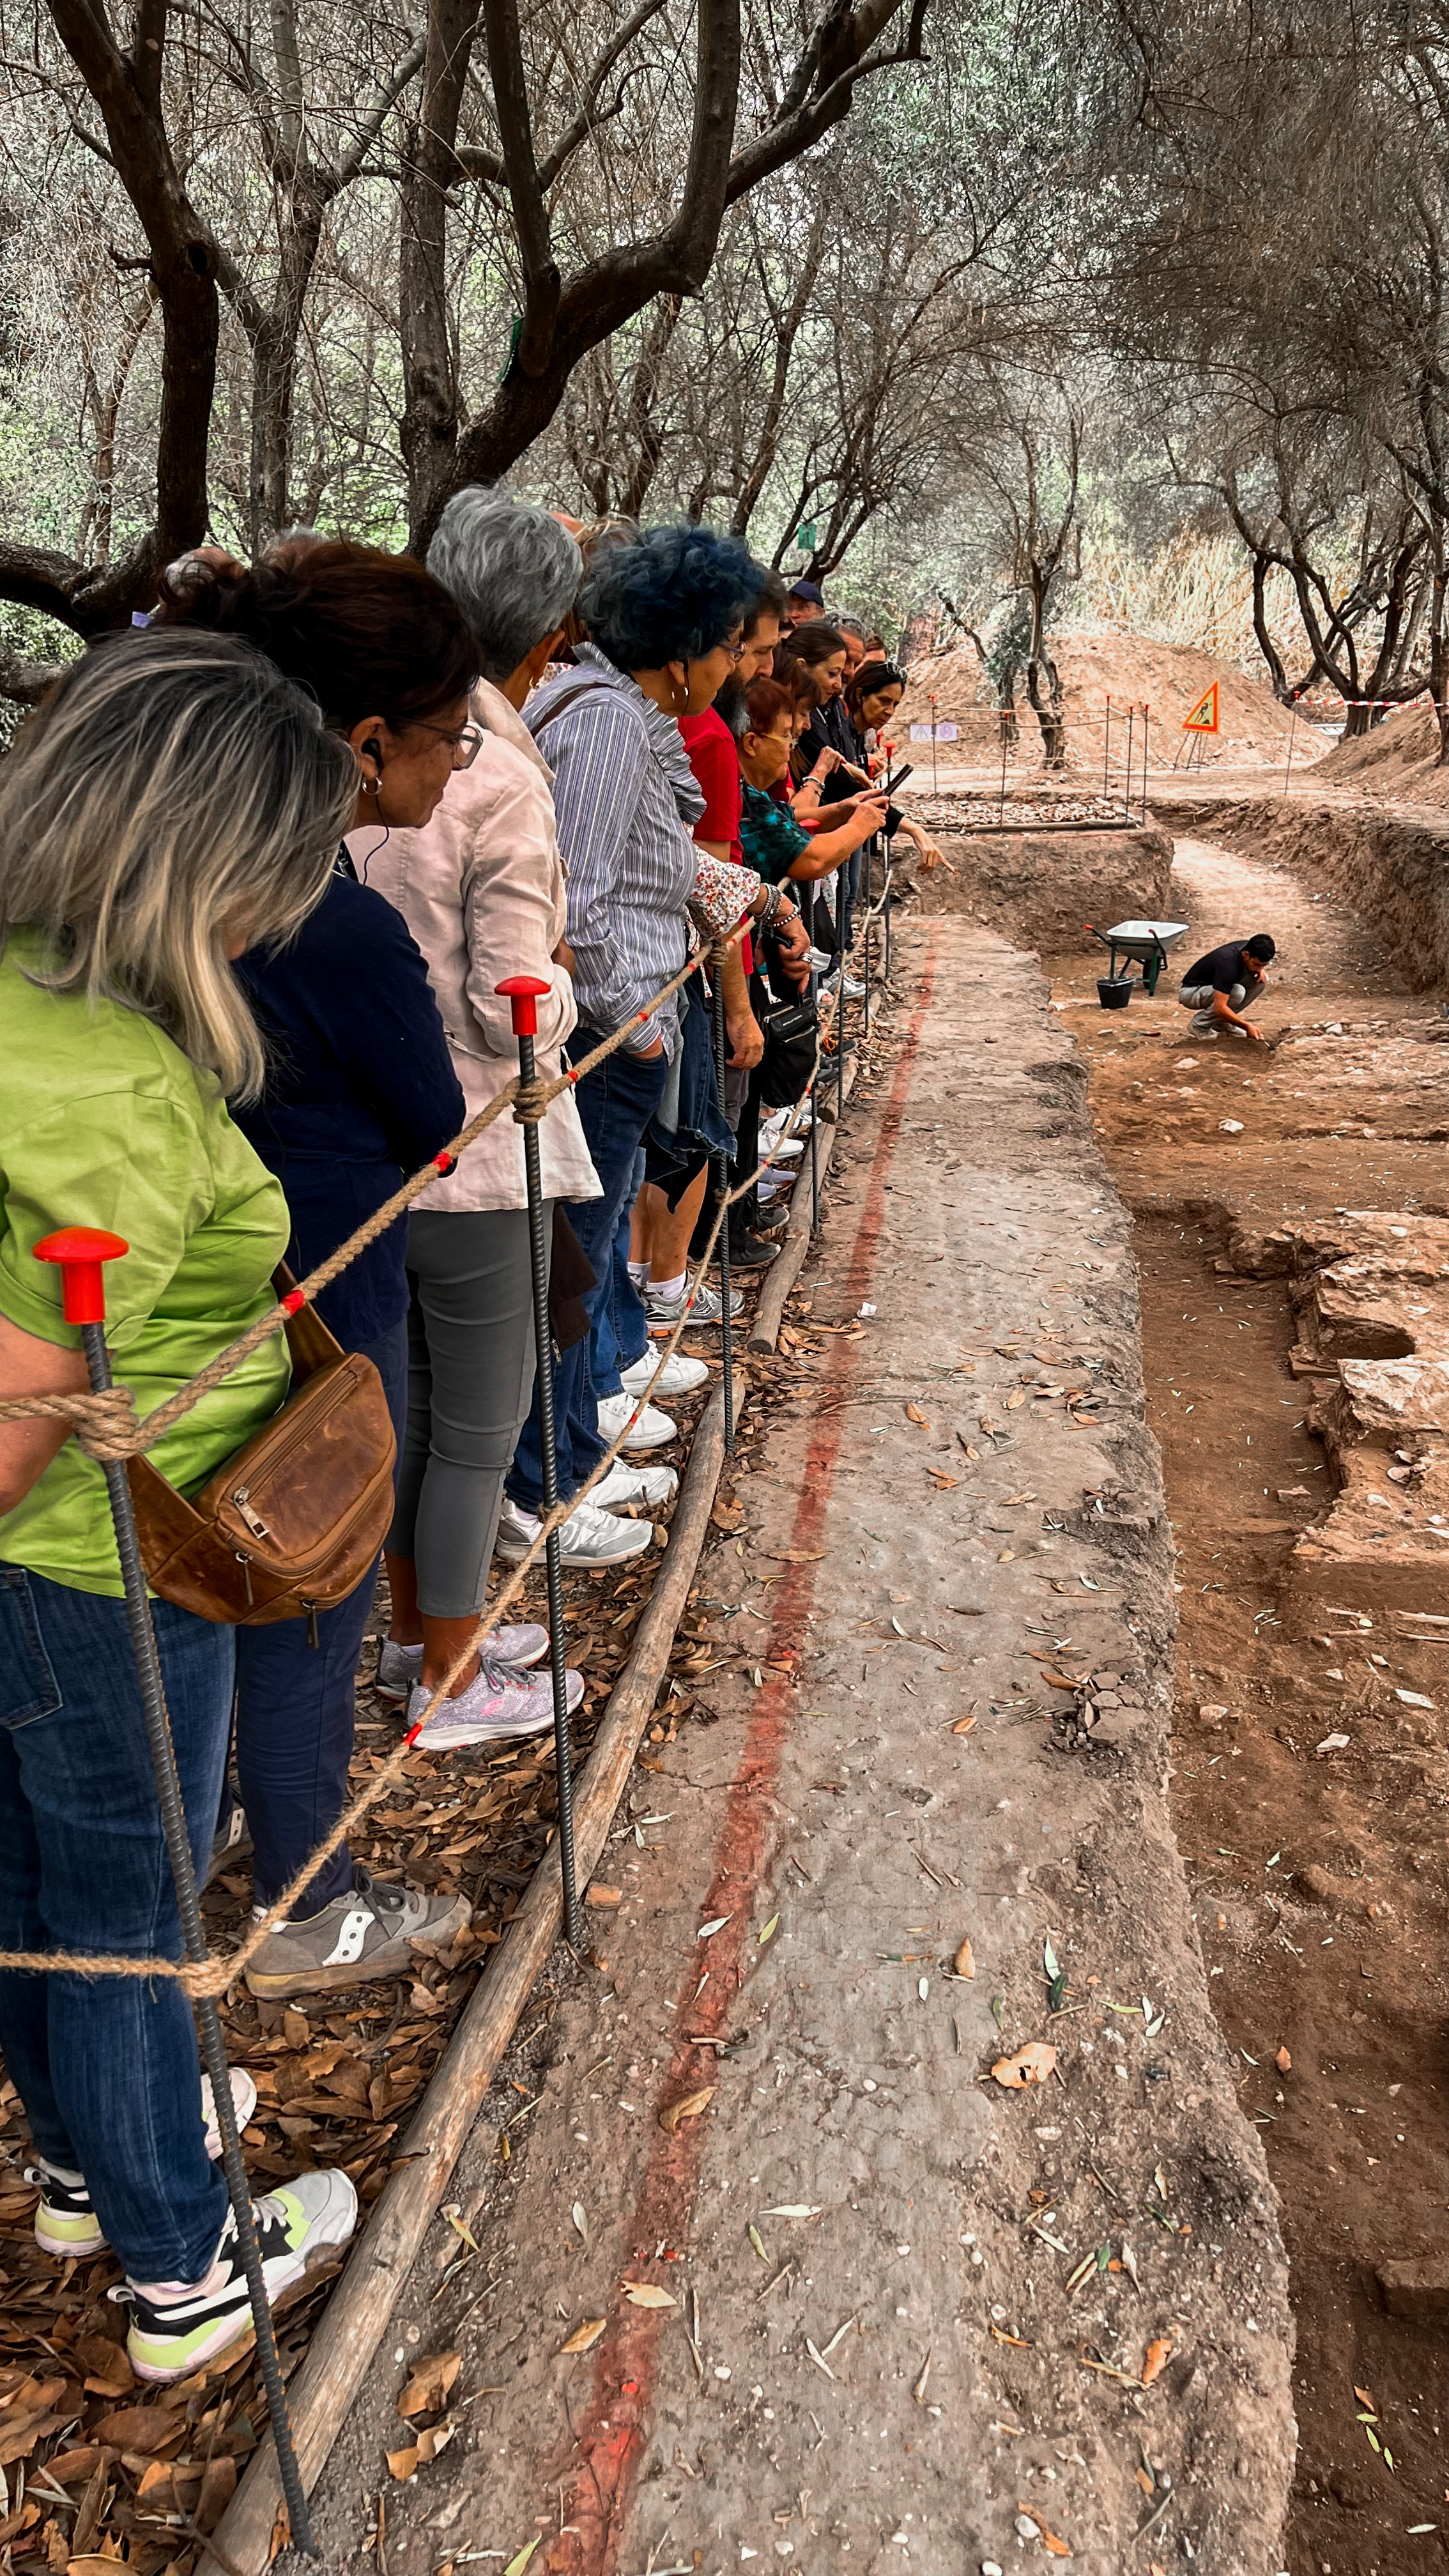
{"left": 991, "top": 2042, "right": 1057, "bottom": 2090}
{"left": 926, "top": 1469, "right": 959, "bottom": 1489}
{"left": 1018, "top": 2509, "right": 1072, "bottom": 2559}
{"left": 905, "top": 1401, "right": 928, "bottom": 1424}
{"left": 951, "top": 1712, "right": 977, "bottom": 1735}
{"left": 621, "top": 2283, "right": 677, "bottom": 2308}
{"left": 558, "top": 2318, "right": 607, "bottom": 2355}
{"left": 397, "top": 2351, "right": 460, "bottom": 2419}
{"left": 953, "top": 1937, "right": 976, "bottom": 1979}
{"left": 1275, "top": 2045, "right": 1292, "bottom": 2073}
{"left": 659, "top": 2085, "right": 715, "bottom": 2135}
{"left": 1140, "top": 2336, "right": 1174, "bottom": 2388}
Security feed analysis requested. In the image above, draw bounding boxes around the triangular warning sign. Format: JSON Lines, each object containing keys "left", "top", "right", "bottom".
{"left": 1183, "top": 681, "right": 1220, "bottom": 734}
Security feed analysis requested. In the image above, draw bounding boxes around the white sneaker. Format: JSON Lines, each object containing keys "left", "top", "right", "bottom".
{"left": 593, "top": 1460, "right": 679, "bottom": 1510}
{"left": 619, "top": 1347, "right": 709, "bottom": 1398}
{"left": 768, "top": 1136, "right": 804, "bottom": 1162}
{"left": 494, "top": 1494, "right": 653, "bottom": 1567}
{"left": 594, "top": 1392, "right": 677, "bottom": 1450}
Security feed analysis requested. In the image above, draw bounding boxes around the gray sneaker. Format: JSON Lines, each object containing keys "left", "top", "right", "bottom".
{"left": 376, "top": 1624, "right": 549, "bottom": 1701}
{"left": 243, "top": 1867, "right": 471, "bottom": 1998}
{"left": 644, "top": 1278, "right": 744, "bottom": 1333}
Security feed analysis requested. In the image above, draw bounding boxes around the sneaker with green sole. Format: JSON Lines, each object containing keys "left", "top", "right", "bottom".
{"left": 27, "top": 2067, "right": 260, "bottom": 2259}
{"left": 116, "top": 2169, "right": 358, "bottom": 2382}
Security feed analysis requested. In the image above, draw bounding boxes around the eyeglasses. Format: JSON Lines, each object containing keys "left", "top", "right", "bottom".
{"left": 416, "top": 720, "right": 485, "bottom": 769}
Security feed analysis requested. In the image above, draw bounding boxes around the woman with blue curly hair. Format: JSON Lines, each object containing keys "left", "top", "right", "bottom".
{"left": 498, "top": 523, "right": 772, "bottom": 1559}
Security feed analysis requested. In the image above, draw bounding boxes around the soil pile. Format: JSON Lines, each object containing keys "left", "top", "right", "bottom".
{"left": 900, "top": 631, "right": 1306, "bottom": 770}
{"left": 1316, "top": 699, "right": 1449, "bottom": 804}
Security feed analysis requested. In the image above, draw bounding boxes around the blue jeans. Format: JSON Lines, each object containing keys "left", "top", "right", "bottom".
{"left": 0, "top": 1563, "right": 233, "bottom": 2282}
{"left": 591, "top": 1159, "right": 650, "bottom": 1398}
{"left": 508, "top": 1032, "right": 666, "bottom": 1513}
{"left": 231, "top": 1321, "right": 408, "bottom": 1918}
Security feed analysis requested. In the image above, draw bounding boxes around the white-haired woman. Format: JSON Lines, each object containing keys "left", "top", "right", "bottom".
{"left": 0, "top": 628, "right": 362, "bottom": 2379}
{"left": 352, "top": 486, "right": 687, "bottom": 1744}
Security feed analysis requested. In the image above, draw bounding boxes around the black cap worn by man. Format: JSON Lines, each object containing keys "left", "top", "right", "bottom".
{"left": 1176, "top": 932, "right": 1276, "bottom": 1043}
{"left": 785, "top": 579, "right": 824, "bottom": 627}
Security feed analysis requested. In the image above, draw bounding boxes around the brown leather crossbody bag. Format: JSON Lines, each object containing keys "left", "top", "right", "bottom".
{"left": 125, "top": 1281, "right": 397, "bottom": 1633}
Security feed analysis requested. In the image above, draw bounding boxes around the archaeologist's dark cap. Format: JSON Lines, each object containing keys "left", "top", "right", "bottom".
{"left": 788, "top": 580, "right": 824, "bottom": 608}
{"left": 1245, "top": 935, "right": 1276, "bottom": 962}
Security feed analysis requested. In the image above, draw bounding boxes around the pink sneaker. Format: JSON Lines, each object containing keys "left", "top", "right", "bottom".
{"left": 406, "top": 1657, "right": 584, "bottom": 1747}
{"left": 376, "top": 1623, "right": 549, "bottom": 1700}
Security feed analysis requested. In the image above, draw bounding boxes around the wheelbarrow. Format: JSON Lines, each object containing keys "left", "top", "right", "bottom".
{"left": 1085, "top": 918, "right": 1189, "bottom": 1007}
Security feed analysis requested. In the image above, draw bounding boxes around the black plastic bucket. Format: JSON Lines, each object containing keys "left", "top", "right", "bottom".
{"left": 1097, "top": 974, "right": 1133, "bottom": 1009}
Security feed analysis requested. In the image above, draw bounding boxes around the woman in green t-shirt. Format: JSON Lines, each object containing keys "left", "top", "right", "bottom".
{"left": 0, "top": 627, "right": 365, "bottom": 2380}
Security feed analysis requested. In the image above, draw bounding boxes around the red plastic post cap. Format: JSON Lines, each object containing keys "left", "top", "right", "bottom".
{"left": 33, "top": 1227, "right": 129, "bottom": 1325}
{"left": 494, "top": 974, "right": 551, "bottom": 1037}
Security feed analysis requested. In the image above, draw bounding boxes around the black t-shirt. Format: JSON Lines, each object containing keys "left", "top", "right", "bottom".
{"left": 1183, "top": 939, "right": 1266, "bottom": 994}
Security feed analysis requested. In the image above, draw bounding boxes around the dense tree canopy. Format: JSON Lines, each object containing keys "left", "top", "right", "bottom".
{"left": 4, "top": 0, "right": 1449, "bottom": 740}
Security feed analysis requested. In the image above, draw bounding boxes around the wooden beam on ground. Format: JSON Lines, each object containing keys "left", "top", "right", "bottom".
{"left": 207, "top": 1383, "right": 735, "bottom": 2576}
{"left": 749, "top": 1060, "right": 859, "bottom": 1353}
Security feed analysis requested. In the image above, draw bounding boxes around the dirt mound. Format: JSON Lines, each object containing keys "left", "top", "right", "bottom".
{"left": 900, "top": 630, "right": 1305, "bottom": 771}
{"left": 1316, "top": 700, "right": 1449, "bottom": 803}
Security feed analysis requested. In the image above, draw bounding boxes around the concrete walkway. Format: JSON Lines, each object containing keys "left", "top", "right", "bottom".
{"left": 312, "top": 916, "right": 1295, "bottom": 2576}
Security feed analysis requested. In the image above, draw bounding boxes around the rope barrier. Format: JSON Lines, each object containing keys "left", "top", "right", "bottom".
{"left": 0, "top": 953, "right": 841, "bottom": 1994}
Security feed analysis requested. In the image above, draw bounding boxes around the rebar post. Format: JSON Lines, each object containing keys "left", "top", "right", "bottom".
{"left": 31, "top": 1229, "right": 318, "bottom": 2559}
{"left": 1123, "top": 706, "right": 1135, "bottom": 825}
{"left": 808, "top": 955, "right": 821, "bottom": 1234}
{"left": 1283, "top": 700, "right": 1298, "bottom": 798}
{"left": 709, "top": 959, "right": 735, "bottom": 1454}
{"left": 496, "top": 982, "right": 581, "bottom": 1949}
{"left": 1103, "top": 694, "right": 1111, "bottom": 800}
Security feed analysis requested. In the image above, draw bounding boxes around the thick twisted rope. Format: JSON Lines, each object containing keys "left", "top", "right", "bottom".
{"left": 0, "top": 960, "right": 842, "bottom": 1993}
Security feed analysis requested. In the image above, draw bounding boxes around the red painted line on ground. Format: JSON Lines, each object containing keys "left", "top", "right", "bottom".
{"left": 547, "top": 935, "right": 940, "bottom": 2575}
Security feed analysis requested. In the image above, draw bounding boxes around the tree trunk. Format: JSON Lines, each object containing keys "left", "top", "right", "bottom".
{"left": 248, "top": 183, "right": 326, "bottom": 547}
{"left": 399, "top": 0, "right": 477, "bottom": 548}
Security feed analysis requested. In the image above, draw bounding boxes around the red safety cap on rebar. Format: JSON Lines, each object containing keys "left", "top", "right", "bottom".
{"left": 33, "top": 1227, "right": 129, "bottom": 1324}
{"left": 494, "top": 974, "right": 551, "bottom": 1037}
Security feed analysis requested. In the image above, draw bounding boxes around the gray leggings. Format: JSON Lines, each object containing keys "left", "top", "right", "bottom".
{"left": 389, "top": 1205, "right": 548, "bottom": 1618}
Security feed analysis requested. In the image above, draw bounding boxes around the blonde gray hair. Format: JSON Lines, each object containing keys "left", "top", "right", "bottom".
{"left": 0, "top": 627, "right": 357, "bottom": 1101}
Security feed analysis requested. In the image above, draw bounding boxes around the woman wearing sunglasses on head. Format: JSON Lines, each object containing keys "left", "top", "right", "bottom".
{"left": 157, "top": 539, "right": 579, "bottom": 2002}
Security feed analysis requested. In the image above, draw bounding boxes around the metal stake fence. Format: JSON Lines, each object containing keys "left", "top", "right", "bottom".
{"left": 834, "top": 866, "right": 847, "bottom": 1124}
{"left": 708, "top": 958, "right": 736, "bottom": 1454}
{"left": 862, "top": 838, "right": 873, "bottom": 1038}
{"left": 31, "top": 1226, "right": 320, "bottom": 2558}
{"left": 1141, "top": 703, "right": 1150, "bottom": 818}
{"left": 808, "top": 953, "right": 821, "bottom": 1234}
{"left": 496, "top": 979, "right": 581, "bottom": 1949}
{"left": 1283, "top": 698, "right": 1298, "bottom": 797}
{"left": 1123, "top": 706, "right": 1135, "bottom": 826}
{"left": 998, "top": 705, "right": 1010, "bottom": 825}
{"left": 1104, "top": 694, "right": 1112, "bottom": 799}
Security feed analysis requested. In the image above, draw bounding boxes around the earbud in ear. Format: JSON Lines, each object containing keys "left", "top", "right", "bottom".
{"left": 363, "top": 739, "right": 382, "bottom": 765}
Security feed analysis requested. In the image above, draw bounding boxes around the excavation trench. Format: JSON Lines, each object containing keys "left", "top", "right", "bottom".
{"left": 1046, "top": 825, "right": 1449, "bottom": 2576}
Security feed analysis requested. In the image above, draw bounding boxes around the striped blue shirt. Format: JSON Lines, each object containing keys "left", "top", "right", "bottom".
{"left": 526, "top": 645, "right": 702, "bottom": 1052}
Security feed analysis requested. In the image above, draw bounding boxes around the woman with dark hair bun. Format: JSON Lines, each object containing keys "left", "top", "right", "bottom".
{"left": 159, "top": 539, "right": 579, "bottom": 2002}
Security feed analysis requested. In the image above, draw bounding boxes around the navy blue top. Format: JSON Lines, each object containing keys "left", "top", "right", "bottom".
{"left": 233, "top": 858, "right": 464, "bottom": 1349}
